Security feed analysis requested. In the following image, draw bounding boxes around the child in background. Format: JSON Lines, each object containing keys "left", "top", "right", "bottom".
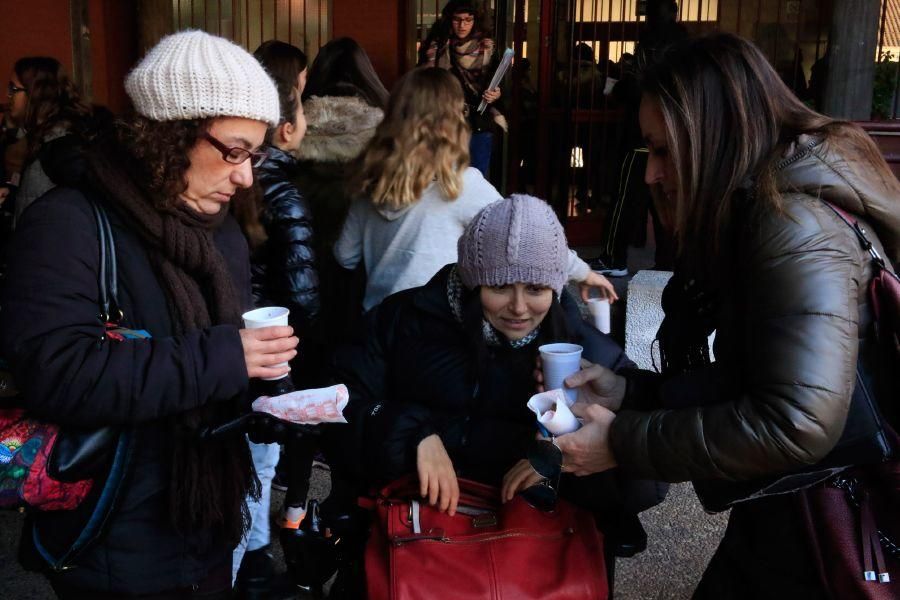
{"left": 233, "top": 40, "right": 317, "bottom": 598}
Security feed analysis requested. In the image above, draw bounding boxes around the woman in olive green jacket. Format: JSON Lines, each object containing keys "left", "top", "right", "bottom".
{"left": 550, "top": 33, "right": 900, "bottom": 598}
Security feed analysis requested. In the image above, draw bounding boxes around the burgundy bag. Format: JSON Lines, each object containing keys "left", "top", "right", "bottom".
{"left": 798, "top": 458, "right": 900, "bottom": 599}
{"left": 364, "top": 477, "right": 608, "bottom": 600}
{"left": 795, "top": 203, "right": 900, "bottom": 598}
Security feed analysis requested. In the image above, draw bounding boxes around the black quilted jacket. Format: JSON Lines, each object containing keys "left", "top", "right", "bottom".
{"left": 251, "top": 146, "right": 320, "bottom": 330}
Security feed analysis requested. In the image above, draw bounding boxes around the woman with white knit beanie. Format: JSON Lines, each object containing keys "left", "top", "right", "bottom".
{"left": 0, "top": 30, "right": 298, "bottom": 598}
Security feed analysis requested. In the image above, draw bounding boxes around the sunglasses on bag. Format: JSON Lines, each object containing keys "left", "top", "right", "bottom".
{"left": 521, "top": 439, "right": 563, "bottom": 512}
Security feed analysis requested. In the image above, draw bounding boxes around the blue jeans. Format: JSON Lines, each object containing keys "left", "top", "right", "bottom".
{"left": 232, "top": 439, "right": 280, "bottom": 583}
{"left": 469, "top": 131, "right": 494, "bottom": 179}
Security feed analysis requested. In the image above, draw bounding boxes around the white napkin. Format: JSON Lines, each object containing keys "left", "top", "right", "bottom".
{"left": 252, "top": 384, "right": 349, "bottom": 424}
{"left": 526, "top": 389, "right": 581, "bottom": 435}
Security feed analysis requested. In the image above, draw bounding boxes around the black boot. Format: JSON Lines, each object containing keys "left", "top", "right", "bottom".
{"left": 280, "top": 500, "right": 338, "bottom": 597}
{"left": 234, "top": 545, "right": 274, "bottom": 600}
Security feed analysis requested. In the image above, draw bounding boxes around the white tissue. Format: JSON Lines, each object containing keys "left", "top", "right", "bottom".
{"left": 252, "top": 384, "right": 349, "bottom": 424}
{"left": 526, "top": 389, "right": 581, "bottom": 435}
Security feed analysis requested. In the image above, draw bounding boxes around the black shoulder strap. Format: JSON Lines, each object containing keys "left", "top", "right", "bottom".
{"left": 87, "top": 198, "right": 122, "bottom": 324}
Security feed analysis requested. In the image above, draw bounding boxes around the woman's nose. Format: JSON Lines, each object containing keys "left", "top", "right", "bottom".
{"left": 509, "top": 291, "right": 527, "bottom": 315}
{"left": 232, "top": 159, "right": 255, "bottom": 189}
{"left": 645, "top": 156, "right": 663, "bottom": 186}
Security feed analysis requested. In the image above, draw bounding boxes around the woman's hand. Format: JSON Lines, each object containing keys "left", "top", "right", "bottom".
{"left": 501, "top": 458, "right": 545, "bottom": 503}
{"left": 417, "top": 434, "right": 459, "bottom": 516}
{"left": 578, "top": 270, "right": 618, "bottom": 302}
{"left": 565, "top": 359, "right": 626, "bottom": 411}
{"left": 239, "top": 326, "right": 298, "bottom": 380}
{"left": 556, "top": 403, "right": 617, "bottom": 476}
{"left": 482, "top": 88, "right": 501, "bottom": 104}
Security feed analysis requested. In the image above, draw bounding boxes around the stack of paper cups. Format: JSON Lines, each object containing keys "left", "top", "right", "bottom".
{"left": 242, "top": 306, "right": 290, "bottom": 380}
{"left": 587, "top": 298, "right": 611, "bottom": 334}
{"left": 538, "top": 343, "right": 583, "bottom": 406}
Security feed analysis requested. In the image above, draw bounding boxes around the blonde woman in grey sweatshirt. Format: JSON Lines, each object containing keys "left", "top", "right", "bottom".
{"left": 335, "top": 67, "right": 616, "bottom": 310}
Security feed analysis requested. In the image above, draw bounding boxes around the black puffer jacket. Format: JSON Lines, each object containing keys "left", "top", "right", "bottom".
{"left": 251, "top": 146, "right": 319, "bottom": 328}
{"left": 0, "top": 182, "right": 250, "bottom": 592}
{"left": 334, "top": 265, "right": 636, "bottom": 489}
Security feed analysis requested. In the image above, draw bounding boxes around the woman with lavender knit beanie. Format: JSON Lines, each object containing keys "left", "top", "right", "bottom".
{"left": 332, "top": 195, "right": 646, "bottom": 584}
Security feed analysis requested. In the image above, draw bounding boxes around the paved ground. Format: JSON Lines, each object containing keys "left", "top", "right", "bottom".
{"left": 0, "top": 242, "right": 728, "bottom": 599}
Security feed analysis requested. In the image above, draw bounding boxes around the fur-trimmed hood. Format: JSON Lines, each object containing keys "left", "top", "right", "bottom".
{"left": 294, "top": 95, "right": 383, "bottom": 163}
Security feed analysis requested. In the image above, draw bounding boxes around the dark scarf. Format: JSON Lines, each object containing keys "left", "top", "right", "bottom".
{"left": 656, "top": 271, "right": 717, "bottom": 375}
{"left": 85, "top": 140, "right": 257, "bottom": 544}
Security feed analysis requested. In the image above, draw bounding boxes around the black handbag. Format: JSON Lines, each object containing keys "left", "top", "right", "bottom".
{"left": 50, "top": 198, "right": 123, "bottom": 480}
{"left": 0, "top": 197, "right": 122, "bottom": 499}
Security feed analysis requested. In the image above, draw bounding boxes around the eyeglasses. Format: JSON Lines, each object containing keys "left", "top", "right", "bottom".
{"left": 522, "top": 438, "right": 563, "bottom": 512}
{"left": 7, "top": 82, "right": 26, "bottom": 98}
{"left": 203, "top": 133, "right": 268, "bottom": 167}
{"left": 451, "top": 16, "right": 475, "bottom": 25}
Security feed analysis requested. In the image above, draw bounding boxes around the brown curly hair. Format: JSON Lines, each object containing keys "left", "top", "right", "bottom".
{"left": 116, "top": 115, "right": 211, "bottom": 209}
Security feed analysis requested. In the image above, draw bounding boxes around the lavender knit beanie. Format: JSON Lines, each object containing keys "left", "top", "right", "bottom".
{"left": 457, "top": 194, "right": 569, "bottom": 294}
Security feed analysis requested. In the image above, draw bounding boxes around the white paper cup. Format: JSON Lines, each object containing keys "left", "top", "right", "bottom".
{"left": 242, "top": 307, "right": 290, "bottom": 380}
{"left": 587, "top": 298, "right": 611, "bottom": 334}
{"left": 538, "top": 343, "right": 583, "bottom": 406}
{"left": 527, "top": 389, "right": 581, "bottom": 435}
{"left": 242, "top": 306, "right": 290, "bottom": 329}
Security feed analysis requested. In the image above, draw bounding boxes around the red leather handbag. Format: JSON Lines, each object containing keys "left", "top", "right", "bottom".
{"left": 364, "top": 477, "right": 608, "bottom": 600}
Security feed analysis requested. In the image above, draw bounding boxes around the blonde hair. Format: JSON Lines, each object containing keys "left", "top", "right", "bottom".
{"left": 355, "top": 67, "right": 470, "bottom": 210}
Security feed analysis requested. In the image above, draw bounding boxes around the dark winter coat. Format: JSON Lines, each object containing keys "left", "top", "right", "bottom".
{"left": 251, "top": 145, "right": 320, "bottom": 330}
{"left": 611, "top": 135, "right": 900, "bottom": 484}
{"left": 0, "top": 177, "right": 251, "bottom": 592}
{"left": 333, "top": 265, "right": 635, "bottom": 491}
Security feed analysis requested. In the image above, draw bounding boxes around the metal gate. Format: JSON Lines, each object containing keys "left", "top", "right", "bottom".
{"left": 500, "top": 0, "right": 846, "bottom": 246}
{"left": 171, "top": 0, "right": 330, "bottom": 60}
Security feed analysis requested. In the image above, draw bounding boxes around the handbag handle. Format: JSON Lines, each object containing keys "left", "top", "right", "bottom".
{"left": 88, "top": 198, "right": 122, "bottom": 325}
{"left": 377, "top": 475, "right": 501, "bottom": 511}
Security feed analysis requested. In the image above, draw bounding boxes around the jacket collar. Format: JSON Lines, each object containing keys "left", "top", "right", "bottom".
{"left": 776, "top": 133, "right": 900, "bottom": 264}
{"left": 258, "top": 145, "right": 296, "bottom": 177}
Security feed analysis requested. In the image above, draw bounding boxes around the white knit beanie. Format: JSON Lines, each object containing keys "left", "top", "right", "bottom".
{"left": 125, "top": 30, "right": 280, "bottom": 127}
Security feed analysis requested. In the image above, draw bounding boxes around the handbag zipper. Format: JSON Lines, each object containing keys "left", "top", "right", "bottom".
{"left": 391, "top": 527, "right": 574, "bottom": 547}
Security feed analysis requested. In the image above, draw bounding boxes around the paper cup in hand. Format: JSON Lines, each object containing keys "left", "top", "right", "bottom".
{"left": 242, "top": 306, "right": 290, "bottom": 380}
{"left": 587, "top": 298, "right": 611, "bottom": 334}
{"left": 527, "top": 389, "right": 581, "bottom": 435}
{"left": 539, "top": 343, "right": 583, "bottom": 406}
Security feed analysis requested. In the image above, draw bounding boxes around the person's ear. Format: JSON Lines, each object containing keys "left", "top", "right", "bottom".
{"left": 277, "top": 121, "right": 295, "bottom": 145}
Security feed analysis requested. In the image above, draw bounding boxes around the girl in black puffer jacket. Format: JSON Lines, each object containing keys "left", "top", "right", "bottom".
{"left": 231, "top": 41, "right": 319, "bottom": 593}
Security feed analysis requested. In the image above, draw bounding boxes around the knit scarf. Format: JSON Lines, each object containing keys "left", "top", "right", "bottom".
{"left": 446, "top": 266, "right": 540, "bottom": 349}
{"left": 656, "top": 270, "right": 717, "bottom": 375}
{"left": 85, "top": 141, "right": 257, "bottom": 544}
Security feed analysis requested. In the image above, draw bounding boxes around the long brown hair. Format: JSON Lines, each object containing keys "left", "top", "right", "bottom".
{"left": 355, "top": 67, "right": 469, "bottom": 210}
{"left": 640, "top": 33, "right": 900, "bottom": 273}
{"left": 15, "top": 56, "right": 92, "bottom": 158}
